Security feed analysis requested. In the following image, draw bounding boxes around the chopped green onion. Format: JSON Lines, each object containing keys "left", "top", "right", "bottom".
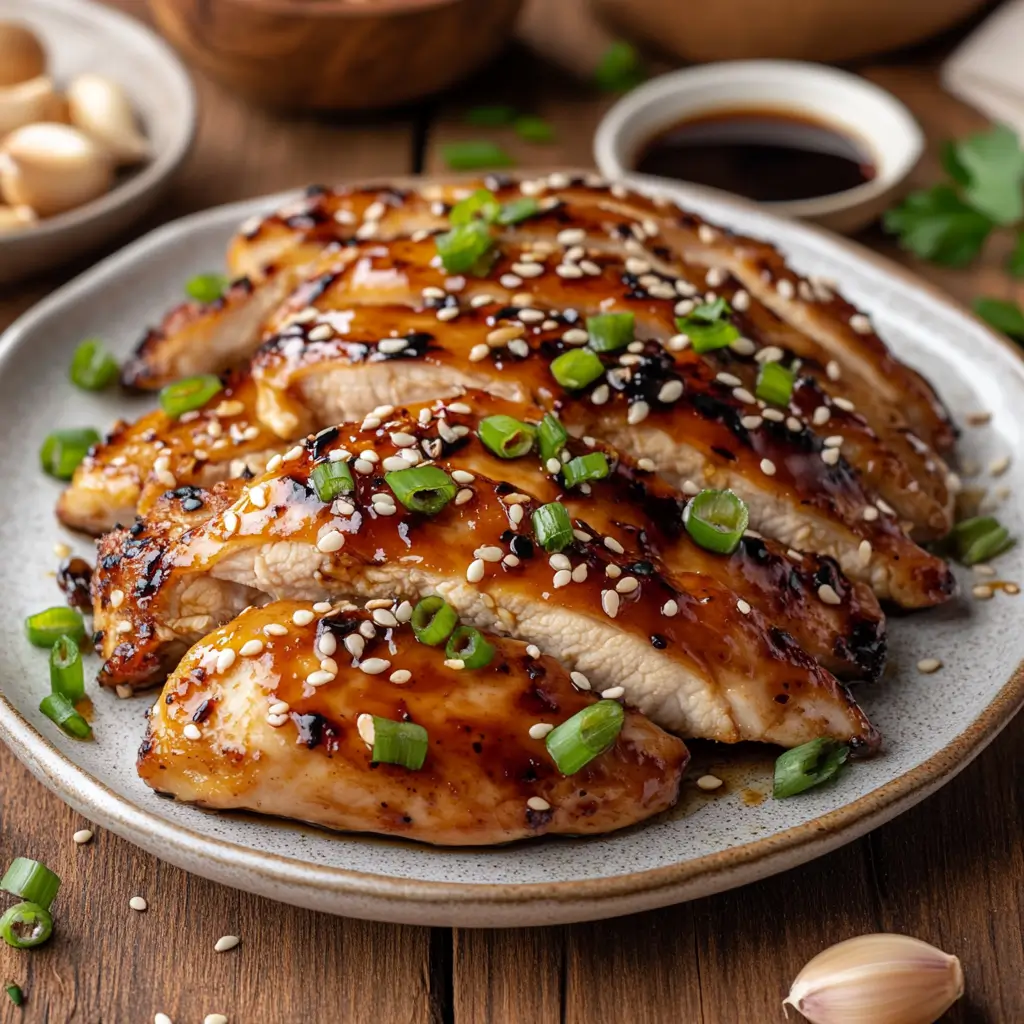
{"left": 385, "top": 466, "right": 457, "bottom": 515}
{"left": 478, "top": 414, "right": 536, "bottom": 459}
{"left": 49, "top": 635, "right": 84, "bottom": 702}
{"left": 69, "top": 339, "right": 118, "bottom": 391}
{"left": 0, "top": 904, "right": 52, "bottom": 950}
{"left": 546, "top": 700, "right": 625, "bottom": 774}
{"left": 464, "top": 105, "right": 517, "bottom": 127}
{"left": 950, "top": 515, "right": 1016, "bottom": 566}
{"left": 515, "top": 116, "right": 555, "bottom": 143}
{"left": 159, "top": 374, "right": 223, "bottom": 418}
{"left": 440, "top": 141, "right": 514, "bottom": 171}
{"left": 691, "top": 297, "right": 731, "bottom": 321}
{"left": 586, "top": 312, "right": 634, "bottom": 353}
{"left": 450, "top": 188, "right": 500, "bottom": 226}
{"left": 435, "top": 220, "right": 494, "bottom": 274}
{"left": 594, "top": 41, "right": 646, "bottom": 93}
{"left": 39, "top": 428, "right": 100, "bottom": 480}
{"left": 550, "top": 348, "right": 604, "bottom": 390}
{"left": 185, "top": 272, "right": 229, "bottom": 303}
{"left": 532, "top": 501, "right": 574, "bottom": 552}
{"left": 411, "top": 596, "right": 458, "bottom": 647}
{"left": 5, "top": 983, "right": 23, "bottom": 1007}
{"left": 1, "top": 860, "right": 60, "bottom": 912}
{"left": 370, "top": 717, "right": 428, "bottom": 770}
{"left": 675, "top": 315, "right": 739, "bottom": 353}
{"left": 773, "top": 738, "right": 850, "bottom": 798}
{"left": 563, "top": 452, "right": 610, "bottom": 488}
{"left": 497, "top": 197, "right": 541, "bottom": 225}
{"left": 310, "top": 460, "right": 354, "bottom": 503}
{"left": 39, "top": 693, "right": 92, "bottom": 740}
{"left": 538, "top": 413, "right": 568, "bottom": 462}
{"left": 755, "top": 362, "right": 795, "bottom": 406}
{"left": 684, "top": 489, "right": 749, "bottom": 555}
{"left": 445, "top": 626, "right": 495, "bottom": 669}
{"left": 24, "top": 607, "right": 85, "bottom": 649}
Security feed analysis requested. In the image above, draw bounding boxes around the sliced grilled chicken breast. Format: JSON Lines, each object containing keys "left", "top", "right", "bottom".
{"left": 137, "top": 600, "right": 688, "bottom": 845}
{"left": 93, "top": 403, "right": 879, "bottom": 752}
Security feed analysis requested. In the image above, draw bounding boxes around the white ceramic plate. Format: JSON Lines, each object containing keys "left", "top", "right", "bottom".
{"left": 0, "top": 181, "right": 1022, "bottom": 928}
{"left": 0, "top": 0, "right": 195, "bottom": 283}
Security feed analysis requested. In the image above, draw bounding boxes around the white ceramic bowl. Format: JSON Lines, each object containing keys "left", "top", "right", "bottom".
{"left": 0, "top": 0, "right": 196, "bottom": 283}
{"left": 594, "top": 60, "right": 924, "bottom": 234}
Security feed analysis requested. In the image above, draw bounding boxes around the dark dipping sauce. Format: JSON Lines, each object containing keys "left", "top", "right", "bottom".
{"left": 633, "top": 107, "right": 876, "bottom": 203}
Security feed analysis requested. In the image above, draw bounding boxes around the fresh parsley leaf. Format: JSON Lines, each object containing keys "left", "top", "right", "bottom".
{"left": 594, "top": 42, "right": 646, "bottom": 93}
{"left": 940, "top": 140, "right": 970, "bottom": 187}
{"left": 974, "top": 296, "right": 1024, "bottom": 338}
{"left": 1008, "top": 230, "right": 1024, "bottom": 277}
{"left": 464, "top": 106, "right": 517, "bottom": 127}
{"left": 514, "top": 116, "right": 555, "bottom": 144}
{"left": 883, "top": 186, "right": 993, "bottom": 267}
{"left": 952, "top": 124, "right": 1024, "bottom": 225}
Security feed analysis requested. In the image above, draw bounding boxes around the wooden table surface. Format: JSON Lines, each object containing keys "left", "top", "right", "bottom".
{"left": 1, "top": 3, "right": 1022, "bottom": 1022}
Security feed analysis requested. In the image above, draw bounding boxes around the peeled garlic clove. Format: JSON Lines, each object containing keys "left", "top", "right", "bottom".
{"left": 0, "top": 123, "right": 113, "bottom": 218}
{"left": 0, "top": 203, "right": 36, "bottom": 233}
{"left": 784, "top": 933, "right": 964, "bottom": 1024}
{"left": 0, "top": 22, "right": 47, "bottom": 88}
{"left": 0, "top": 75, "right": 58, "bottom": 138}
{"left": 67, "top": 73, "right": 149, "bottom": 165}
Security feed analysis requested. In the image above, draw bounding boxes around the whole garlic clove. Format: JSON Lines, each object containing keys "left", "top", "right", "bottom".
{"left": 0, "top": 203, "right": 36, "bottom": 233}
{"left": 67, "top": 73, "right": 149, "bottom": 165}
{"left": 0, "top": 123, "right": 113, "bottom": 218}
{"left": 0, "top": 75, "right": 59, "bottom": 138}
{"left": 784, "top": 933, "right": 964, "bottom": 1024}
{"left": 0, "top": 22, "right": 47, "bottom": 88}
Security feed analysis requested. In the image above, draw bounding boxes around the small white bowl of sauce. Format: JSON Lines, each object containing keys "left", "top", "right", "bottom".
{"left": 593, "top": 60, "right": 924, "bottom": 234}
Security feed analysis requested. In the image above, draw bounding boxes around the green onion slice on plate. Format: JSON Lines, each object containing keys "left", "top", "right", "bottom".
{"left": 69, "top": 339, "right": 118, "bottom": 391}
{"left": 39, "top": 693, "right": 92, "bottom": 740}
{"left": 1, "top": 859, "right": 60, "bottom": 911}
{"left": 478, "top": 415, "right": 536, "bottom": 459}
{"left": 435, "top": 219, "right": 494, "bottom": 274}
{"left": 159, "top": 374, "right": 223, "bottom": 418}
{"left": 586, "top": 312, "right": 634, "bottom": 353}
{"left": 49, "top": 635, "right": 84, "bottom": 702}
{"left": 773, "top": 738, "right": 850, "bottom": 798}
{"left": 675, "top": 297, "right": 739, "bottom": 354}
{"left": 537, "top": 413, "right": 568, "bottom": 462}
{"left": 184, "top": 272, "right": 229, "bottom": 304}
{"left": 532, "top": 501, "right": 574, "bottom": 552}
{"left": 449, "top": 188, "right": 500, "bottom": 226}
{"left": 546, "top": 700, "right": 625, "bottom": 775}
{"left": 411, "top": 596, "right": 458, "bottom": 647}
{"left": 950, "top": 515, "right": 1015, "bottom": 566}
{"left": 755, "top": 362, "right": 795, "bottom": 406}
{"left": 683, "top": 489, "right": 749, "bottom": 555}
{"left": 0, "top": 903, "right": 53, "bottom": 950}
{"left": 497, "top": 197, "right": 541, "bottom": 225}
{"left": 386, "top": 466, "right": 457, "bottom": 515}
{"left": 550, "top": 348, "right": 604, "bottom": 390}
{"left": 371, "top": 717, "right": 429, "bottom": 770}
{"left": 562, "top": 452, "right": 610, "bottom": 488}
{"left": 39, "top": 429, "right": 100, "bottom": 480}
{"left": 445, "top": 626, "right": 495, "bottom": 670}
{"left": 310, "top": 460, "right": 354, "bottom": 503}
{"left": 24, "top": 607, "right": 86, "bottom": 648}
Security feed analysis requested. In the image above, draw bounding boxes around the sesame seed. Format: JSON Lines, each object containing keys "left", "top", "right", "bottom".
{"left": 557, "top": 228, "right": 586, "bottom": 245}
{"left": 499, "top": 273, "right": 523, "bottom": 288}
{"left": 627, "top": 401, "right": 650, "bottom": 425}
{"left": 989, "top": 455, "right": 1010, "bottom": 476}
{"left": 849, "top": 313, "right": 872, "bottom": 334}
{"left": 469, "top": 344, "right": 490, "bottom": 362}
{"left": 601, "top": 590, "right": 620, "bottom": 618}
{"left": 436, "top": 306, "right": 460, "bottom": 322}
{"left": 526, "top": 644, "right": 541, "bottom": 659}
{"left": 658, "top": 380, "right": 684, "bottom": 403}
{"left": 316, "top": 530, "right": 345, "bottom": 553}
{"left": 203, "top": 1015, "right": 228, "bottom": 1024}
{"left": 263, "top": 622, "right": 288, "bottom": 636}
{"left": 359, "top": 658, "right": 391, "bottom": 676}
{"left": 667, "top": 334, "right": 690, "bottom": 352}
{"left": 736, "top": 599, "right": 751, "bottom": 615}
{"left": 372, "top": 608, "right": 398, "bottom": 628}
{"left": 972, "top": 584, "right": 994, "bottom": 600}
{"left": 395, "top": 600, "right": 413, "bottom": 622}
{"left": 917, "top": 658, "right": 942, "bottom": 674}
{"left": 732, "top": 289, "right": 750, "bottom": 311}
{"left": 570, "top": 671, "right": 591, "bottom": 691}
{"left": 604, "top": 536, "right": 625, "bottom": 554}
{"left": 833, "top": 396, "right": 855, "bottom": 412}
{"left": 305, "top": 669, "right": 335, "bottom": 687}
{"left": 467, "top": 559, "right": 485, "bottom": 583}
{"left": 786, "top": 417, "right": 802, "bottom": 432}
{"left": 308, "top": 324, "right": 333, "bottom": 342}
{"left": 740, "top": 415, "right": 763, "bottom": 430}
{"left": 129, "top": 896, "right": 148, "bottom": 912}
{"left": 876, "top": 498, "right": 896, "bottom": 516}
{"left": 359, "top": 621, "right": 376, "bottom": 639}
{"left": 344, "top": 634, "right": 365, "bottom": 658}
{"left": 444, "top": 658, "right": 465, "bottom": 670}
{"left": 760, "top": 458, "right": 777, "bottom": 476}
{"left": 222, "top": 509, "right": 239, "bottom": 535}
{"left": 183, "top": 724, "right": 201, "bottom": 741}
{"left": 549, "top": 553, "right": 571, "bottom": 570}
{"left": 527, "top": 796, "right": 551, "bottom": 812}
{"left": 821, "top": 448, "right": 840, "bottom": 466}
{"left": 571, "top": 564, "right": 588, "bottom": 583}
{"left": 215, "top": 648, "right": 236, "bottom": 673}
{"left": 818, "top": 584, "right": 841, "bottom": 606}
{"left": 265, "top": 454, "right": 283, "bottom": 473}
{"left": 698, "top": 225, "right": 717, "bottom": 244}
{"left": 777, "top": 279, "right": 795, "bottom": 300}
{"left": 562, "top": 328, "right": 589, "bottom": 344}
{"left": 716, "top": 372, "right": 742, "bottom": 387}
{"left": 730, "top": 337, "right": 756, "bottom": 356}
{"left": 826, "top": 360, "right": 841, "bottom": 380}
{"left": 451, "top": 469, "right": 475, "bottom": 484}
{"left": 248, "top": 484, "right": 267, "bottom": 509}
{"left": 615, "top": 576, "right": 639, "bottom": 594}
{"left": 762, "top": 408, "right": 785, "bottom": 422}
{"left": 454, "top": 488, "right": 474, "bottom": 506}
{"left": 863, "top": 506, "right": 879, "bottom": 522}
{"left": 812, "top": 406, "right": 831, "bottom": 426}
{"left": 73, "top": 829, "right": 94, "bottom": 845}
{"left": 214, "top": 935, "right": 240, "bottom": 953}
{"left": 529, "top": 722, "right": 554, "bottom": 740}
{"left": 389, "top": 669, "right": 412, "bottom": 685}
{"left": 268, "top": 701, "right": 290, "bottom": 716}
{"left": 155, "top": 1014, "right": 173, "bottom": 1024}
{"left": 696, "top": 775, "right": 723, "bottom": 791}
{"left": 733, "top": 387, "right": 756, "bottom": 405}
{"left": 553, "top": 569, "right": 572, "bottom": 588}
{"left": 292, "top": 609, "right": 315, "bottom": 626}
{"left": 601, "top": 686, "right": 625, "bottom": 699}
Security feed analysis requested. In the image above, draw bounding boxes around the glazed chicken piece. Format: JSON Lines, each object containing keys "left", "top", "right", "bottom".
{"left": 137, "top": 600, "right": 689, "bottom": 845}
{"left": 93, "top": 401, "right": 880, "bottom": 752}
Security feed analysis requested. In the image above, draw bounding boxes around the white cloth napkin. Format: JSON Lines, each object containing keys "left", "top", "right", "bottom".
{"left": 943, "top": 0, "right": 1024, "bottom": 133}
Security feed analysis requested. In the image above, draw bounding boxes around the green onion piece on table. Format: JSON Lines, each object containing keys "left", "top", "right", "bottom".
{"left": 69, "top": 339, "right": 118, "bottom": 391}
{"left": 594, "top": 41, "right": 646, "bottom": 93}
{"left": 445, "top": 626, "right": 495, "bottom": 669}
{"left": 385, "top": 466, "right": 457, "bottom": 515}
{"left": 464, "top": 105, "right": 517, "bottom": 127}
{"left": 546, "top": 700, "right": 625, "bottom": 775}
{"left": 159, "top": 374, "right": 223, "bottom": 418}
{"left": 0, "top": 904, "right": 53, "bottom": 950}
{"left": 310, "top": 460, "right": 354, "bottom": 503}
{"left": 537, "top": 413, "right": 568, "bottom": 462}
{"left": 773, "top": 738, "right": 850, "bottom": 798}
{"left": 550, "top": 348, "right": 604, "bottom": 390}
{"left": 1, "top": 859, "right": 60, "bottom": 911}
{"left": 39, "top": 693, "right": 92, "bottom": 740}
{"left": 514, "top": 116, "right": 555, "bottom": 143}
{"left": 562, "top": 452, "right": 610, "bottom": 488}
{"left": 49, "top": 635, "right": 84, "bottom": 702}
{"left": 24, "top": 607, "right": 85, "bottom": 648}
{"left": 684, "top": 489, "right": 749, "bottom": 555}
{"left": 497, "top": 197, "right": 540, "bottom": 225}
{"left": 586, "top": 312, "right": 634, "bottom": 353}
{"left": 755, "top": 361, "right": 796, "bottom": 406}
{"left": 440, "top": 141, "right": 514, "bottom": 172}
{"left": 185, "top": 272, "right": 229, "bottom": 304}
{"left": 450, "top": 188, "right": 500, "bottom": 226}
{"left": 39, "top": 428, "right": 100, "bottom": 480}
{"left": 410, "top": 596, "right": 458, "bottom": 647}
{"left": 370, "top": 718, "right": 429, "bottom": 770}
{"left": 435, "top": 220, "right": 494, "bottom": 274}
{"left": 532, "top": 501, "right": 574, "bottom": 552}
{"left": 478, "top": 414, "right": 536, "bottom": 459}
{"left": 5, "top": 983, "right": 23, "bottom": 1007}
{"left": 950, "top": 515, "right": 1015, "bottom": 565}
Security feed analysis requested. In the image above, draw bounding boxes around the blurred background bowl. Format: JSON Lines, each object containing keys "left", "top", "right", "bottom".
{"left": 146, "top": 0, "right": 524, "bottom": 112}
{"left": 593, "top": 0, "right": 989, "bottom": 64}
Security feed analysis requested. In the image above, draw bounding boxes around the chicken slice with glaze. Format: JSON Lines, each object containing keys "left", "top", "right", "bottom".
{"left": 137, "top": 600, "right": 689, "bottom": 845}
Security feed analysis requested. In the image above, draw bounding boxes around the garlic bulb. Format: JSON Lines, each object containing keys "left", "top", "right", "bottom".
{"left": 784, "top": 933, "right": 964, "bottom": 1024}
{"left": 0, "top": 22, "right": 46, "bottom": 88}
{"left": 0, "top": 203, "right": 35, "bottom": 234}
{"left": 67, "top": 73, "right": 149, "bottom": 165}
{"left": 0, "top": 75, "right": 59, "bottom": 138}
{"left": 0, "top": 123, "right": 113, "bottom": 218}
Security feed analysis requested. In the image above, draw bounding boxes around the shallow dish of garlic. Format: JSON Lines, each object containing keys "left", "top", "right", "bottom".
{"left": 0, "top": 0, "right": 194, "bottom": 283}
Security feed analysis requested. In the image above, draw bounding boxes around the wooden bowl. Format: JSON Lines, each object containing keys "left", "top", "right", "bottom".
{"left": 146, "top": 0, "right": 523, "bottom": 111}
{"left": 593, "top": 0, "right": 989, "bottom": 64}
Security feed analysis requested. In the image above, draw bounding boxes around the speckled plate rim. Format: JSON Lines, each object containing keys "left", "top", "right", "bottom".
{"left": 1, "top": 177, "right": 1022, "bottom": 927}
